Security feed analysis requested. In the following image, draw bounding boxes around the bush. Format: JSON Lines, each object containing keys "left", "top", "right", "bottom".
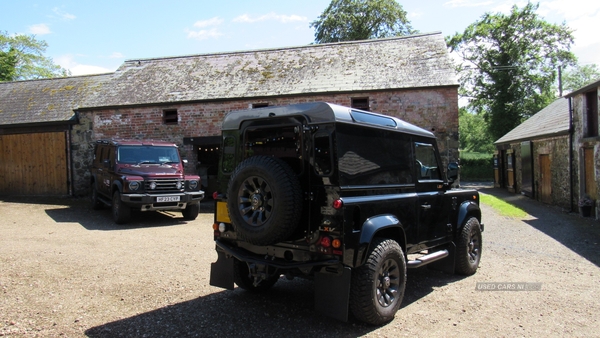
{"left": 459, "top": 152, "right": 493, "bottom": 181}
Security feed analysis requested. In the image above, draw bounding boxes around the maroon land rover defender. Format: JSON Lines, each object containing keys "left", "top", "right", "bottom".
{"left": 90, "top": 139, "right": 204, "bottom": 224}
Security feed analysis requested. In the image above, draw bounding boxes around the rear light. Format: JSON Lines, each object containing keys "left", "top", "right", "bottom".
{"left": 212, "top": 191, "right": 219, "bottom": 199}
{"left": 317, "top": 235, "right": 342, "bottom": 256}
{"left": 333, "top": 199, "right": 343, "bottom": 209}
{"left": 213, "top": 223, "right": 227, "bottom": 233}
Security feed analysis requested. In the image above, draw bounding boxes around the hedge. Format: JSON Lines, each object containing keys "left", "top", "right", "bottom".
{"left": 459, "top": 156, "right": 494, "bottom": 181}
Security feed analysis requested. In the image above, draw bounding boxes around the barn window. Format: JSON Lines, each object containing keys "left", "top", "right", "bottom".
{"left": 163, "top": 109, "right": 178, "bottom": 125}
{"left": 351, "top": 97, "right": 370, "bottom": 111}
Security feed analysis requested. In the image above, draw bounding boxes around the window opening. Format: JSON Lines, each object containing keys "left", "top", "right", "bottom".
{"left": 585, "top": 91, "right": 598, "bottom": 137}
{"left": 351, "top": 97, "right": 370, "bottom": 111}
{"left": 163, "top": 109, "right": 178, "bottom": 125}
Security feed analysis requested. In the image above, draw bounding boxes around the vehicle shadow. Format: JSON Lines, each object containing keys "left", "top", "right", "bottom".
{"left": 0, "top": 195, "right": 212, "bottom": 231}
{"left": 85, "top": 280, "right": 368, "bottom": 338}
{"left": 85, "top": 267, "right": 463, "bottom": 338}
{"left": 403, "top": 267, "right": 466, "bottom": 307}
{"left": 45, "top": 205, "right": 190, "bottom": 231}
{"left": 477, "top": 186, "right": 600, "bottom": 267}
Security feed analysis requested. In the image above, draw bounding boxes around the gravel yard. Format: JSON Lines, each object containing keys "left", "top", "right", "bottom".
{"left": 1, "top": 186, "right": 599, "bottom": 337}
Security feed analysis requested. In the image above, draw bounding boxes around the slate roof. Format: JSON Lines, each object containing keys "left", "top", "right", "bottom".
{"left": 1, "top": 32, "right": 457, "bottom": 126}
{"left": 97, "top": 32, "right": 457, "bottom": 107}
{"left": 495, "top": 98, "right": 569, "bottom": 145}
{"left": 0, "top": 74, "right": 111, "bottom": 126}
{"left": 564, "top": 78, "right": 600, "bottom": 98}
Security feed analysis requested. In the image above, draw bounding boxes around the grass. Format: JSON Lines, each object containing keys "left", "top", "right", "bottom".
{"left": 480, "top": 194, "right": 528, "bottom": 218}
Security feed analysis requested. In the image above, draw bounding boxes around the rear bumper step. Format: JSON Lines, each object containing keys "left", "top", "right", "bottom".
{"left": 407, "top": 249, "right": 449, "bottom": 268}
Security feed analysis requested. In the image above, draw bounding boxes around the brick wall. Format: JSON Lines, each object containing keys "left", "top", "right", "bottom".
{"left": 71, "top": 87, "right": 459, "bottom": 196}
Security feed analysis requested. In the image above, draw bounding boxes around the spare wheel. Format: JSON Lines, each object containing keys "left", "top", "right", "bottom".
{"left": 226, "top": 156, "right": 302, "bottom": 245}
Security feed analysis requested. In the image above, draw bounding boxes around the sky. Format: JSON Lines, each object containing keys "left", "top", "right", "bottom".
{"left": 2, "top": 0, "right": 599, "bottom": 76}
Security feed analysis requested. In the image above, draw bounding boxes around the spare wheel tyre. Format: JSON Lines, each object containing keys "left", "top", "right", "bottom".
{"left": 227, "top": 156, "right": 302, "bottom": 245}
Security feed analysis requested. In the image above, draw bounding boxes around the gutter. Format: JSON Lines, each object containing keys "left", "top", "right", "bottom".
{"left": 568, "top": 97, "right": 574, "bottom": 213}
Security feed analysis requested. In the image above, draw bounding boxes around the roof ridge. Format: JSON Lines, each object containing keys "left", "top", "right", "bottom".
{"left": 122, "top": 31, "right": 443, "bottom": 65}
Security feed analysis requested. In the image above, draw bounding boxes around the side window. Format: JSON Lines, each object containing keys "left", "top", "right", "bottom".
{"left": 313, "top": 132, "right": 332, "bottom": 176}
{"left": 97, "top": 146, "right": 106, "bottom": 164}
{"left": 107, "top": 147, "right": 115, "bottom": 169}
{"left": 336, "top": 124, "right": 413, "bottom": 186}
{"left": 414, "top": 142, "right": 441, "bottom": 181}
{"left": 222, "top": 136, "right": 236, "bottom": 173}
{"left": 93, "top": 146, "right": 100, "bottom": 164}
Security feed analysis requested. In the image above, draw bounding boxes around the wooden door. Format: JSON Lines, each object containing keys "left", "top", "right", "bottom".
{"left": 0, "top": 132, "right": 68, "bottom": 195}
{"left": 584, "top": 148, "right": 597, "bottom": 199}
{"left": 539, "top": 154, "right": 551, "bottom": 204}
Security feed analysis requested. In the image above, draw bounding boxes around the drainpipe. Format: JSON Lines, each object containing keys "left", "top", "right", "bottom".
{"left": 568, "top": 97, "right": 574, "bottom": 213}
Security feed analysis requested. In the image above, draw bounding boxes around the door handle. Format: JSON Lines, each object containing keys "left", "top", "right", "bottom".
{"left": 421, "top": 204, "right": 432, "bottom": 209}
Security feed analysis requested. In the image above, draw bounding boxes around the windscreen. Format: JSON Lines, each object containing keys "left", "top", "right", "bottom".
{"left": 117, "top": 146, "right": 180, "bottom": 164}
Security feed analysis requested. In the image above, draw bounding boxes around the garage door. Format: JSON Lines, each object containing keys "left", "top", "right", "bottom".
{"left": 0, "top": 132, "right": 68, "bottom": 195}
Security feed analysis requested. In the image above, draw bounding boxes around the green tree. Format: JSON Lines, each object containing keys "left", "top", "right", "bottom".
{"left": 311, "top": 0, "right": 416, "bottom": 44}
{"left": 0, "top": 31, "right": 68, "bottom": 81}
{"left": 0, "top": 48, "right": 18, "bottom": 81}
{"left": 446, "top": 3, "right": 576, "bottom": 141}
{"left": 562, "top": 64, "right": 600, "bottom": 93}
{"left": 459, "top": 107, "right": 494, "bottom": 153}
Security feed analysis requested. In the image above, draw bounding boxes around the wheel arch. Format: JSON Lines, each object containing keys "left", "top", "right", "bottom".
{"left": 457, "top": 200, "right": 481, "bottom": 230}
{"left": 355, "top": 214, "right": 406, "bottom": 267}
{"left": 111, "top": 180, "right": 123, "bottom": 195}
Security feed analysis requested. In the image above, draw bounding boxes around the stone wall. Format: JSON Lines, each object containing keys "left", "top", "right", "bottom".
{"left": 70, "top": 87, "right": 459, "bottom": 196}
{"left": 532, "top": 136, "right": 571, "bottom": 209}
{"left": 503, "top": 136, "right": 570, "bottom": 209}
{"left": 570, "top": 87, "right": 600, "bottom": 218}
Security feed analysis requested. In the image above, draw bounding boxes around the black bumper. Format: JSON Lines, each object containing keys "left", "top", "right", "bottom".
{"left": 214, "top": 240, "right": 340, "bottom": 270}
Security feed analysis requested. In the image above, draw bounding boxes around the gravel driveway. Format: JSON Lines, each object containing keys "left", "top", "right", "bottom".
{"left": 1, "top": 186, "right": 599, "bottom": 337}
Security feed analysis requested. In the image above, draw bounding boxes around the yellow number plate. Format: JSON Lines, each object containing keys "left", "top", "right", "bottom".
{"left": 216, "top": 201, "right": 231, "bottom": 223}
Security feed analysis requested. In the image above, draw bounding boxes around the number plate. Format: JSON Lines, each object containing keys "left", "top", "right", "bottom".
{"left": 156, "top": 196, "right": 180, "bottom": 202}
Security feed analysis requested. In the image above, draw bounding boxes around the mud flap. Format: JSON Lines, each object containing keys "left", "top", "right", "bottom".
{"left": 315, "top": 267, "right": 352, "bottom": 322}
{"left": 210, "top": 250, "right": 235, "bottom": 290}
{"left": 428, "top": 242, "right": 456, "bottom": 274}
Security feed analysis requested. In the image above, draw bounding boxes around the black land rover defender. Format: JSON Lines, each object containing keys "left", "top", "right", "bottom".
{"left": 209, "top": 102, "right": 483, "bottom": 325}
{"left": 90, "top": 139, "right": 205, "bottom": 224}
